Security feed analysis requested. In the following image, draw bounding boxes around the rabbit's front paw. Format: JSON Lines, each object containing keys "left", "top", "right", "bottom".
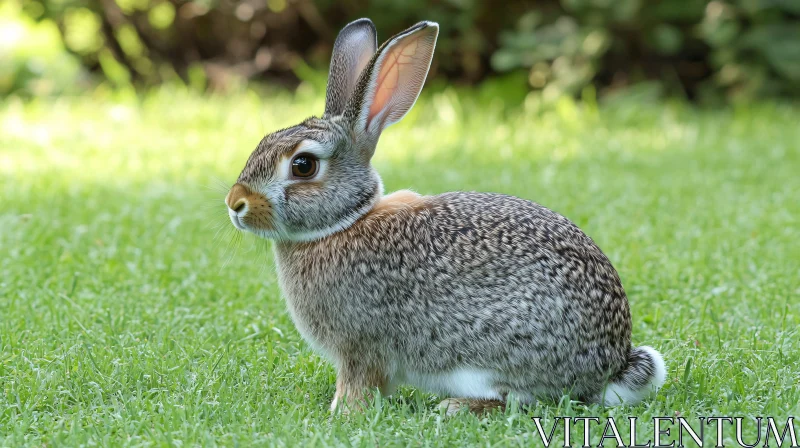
{"left": 330, "top": 365, "right": 389, "bottom": 415}
{"left": 438, "top": 398, "right": 505, "bottom": 416}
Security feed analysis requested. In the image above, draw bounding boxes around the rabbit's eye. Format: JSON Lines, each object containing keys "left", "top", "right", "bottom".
{"left": 291, "top": 154, "right": 319, "bottom": 179}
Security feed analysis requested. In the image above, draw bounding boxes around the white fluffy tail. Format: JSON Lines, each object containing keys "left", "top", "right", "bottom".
{"left": 601, "top": 346, "right": 666, "bottom": 406}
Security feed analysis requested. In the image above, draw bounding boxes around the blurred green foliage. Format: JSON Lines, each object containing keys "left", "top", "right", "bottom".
{"left": 2, "top": 0, "right": 800, "bottom": 102}
{"left": 494, "top": 0, "right": 800, "bottom": 101}
{"left": 0, "top": 2, "right": 84, "bottom": 95}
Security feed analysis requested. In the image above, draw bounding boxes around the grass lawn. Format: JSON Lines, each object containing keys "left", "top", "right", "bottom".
{"left": 1, "top": 87, "right": 799, "bottom": 446}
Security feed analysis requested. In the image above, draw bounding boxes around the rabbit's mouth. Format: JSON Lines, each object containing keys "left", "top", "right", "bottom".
{"left": 228, "top": 209, "right": 247, "bottom": 231}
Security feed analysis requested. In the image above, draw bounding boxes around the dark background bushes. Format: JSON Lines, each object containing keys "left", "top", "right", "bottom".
{"left": 5, "top": 0, "right": 800, "bottom": 102}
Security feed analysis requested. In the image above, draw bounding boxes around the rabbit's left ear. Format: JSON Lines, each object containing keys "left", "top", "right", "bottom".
{"left": 325, "top": 18, "right": 378, "bottom": 117}
{"left": 345, "top": 21, "right": 439, "bottom": 143}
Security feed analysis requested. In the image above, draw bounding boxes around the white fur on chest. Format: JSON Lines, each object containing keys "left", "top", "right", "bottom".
{"left": 395, "top": 367, "right": 502, "bottom": 399}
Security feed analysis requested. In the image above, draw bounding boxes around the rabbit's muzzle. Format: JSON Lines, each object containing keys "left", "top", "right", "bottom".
{"left": 225, "top": 183, "right": 273, "bottom": 231}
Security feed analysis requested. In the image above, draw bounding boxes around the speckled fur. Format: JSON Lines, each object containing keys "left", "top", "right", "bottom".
{"left": 276, "top": 193, "right": 633, "bottom": 403}
{"left": 226, "top": 18, "right": 665, "bottom": 412}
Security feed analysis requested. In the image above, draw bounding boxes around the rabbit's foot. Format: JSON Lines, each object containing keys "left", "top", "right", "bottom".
{"left": 438, "top": 398, "right": 505, "bottom": 416}
{"left": 330, "top": 364, "right": 389, "bottom": 415}
{"left": 331, "top": 386, "right": 377, "bottom": 415}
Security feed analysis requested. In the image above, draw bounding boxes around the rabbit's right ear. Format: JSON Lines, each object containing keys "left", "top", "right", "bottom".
{"left": 343, "top": 21, "right": 438, "bottom": 151}
{"left": 324, "top": 18, "right": 378, "bottom": 117}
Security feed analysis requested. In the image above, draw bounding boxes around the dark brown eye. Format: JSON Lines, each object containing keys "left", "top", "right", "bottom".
{"left": 291, "top": 154, "right": 319, "bottom": 179}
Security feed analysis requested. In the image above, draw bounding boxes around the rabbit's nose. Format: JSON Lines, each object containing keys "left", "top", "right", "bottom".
{"left": 231, "top": 197, "right": 247, "bottom": 213}
{"left": 226, "top": 183, "right": 250, "bottom": 215}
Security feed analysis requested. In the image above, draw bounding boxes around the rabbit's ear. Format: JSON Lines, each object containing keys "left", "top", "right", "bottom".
{"left": 325, "top": 18, "right": 378, "bottom": 117}
{"left": 345, "top": 21, "right": 438, "bottom": 144}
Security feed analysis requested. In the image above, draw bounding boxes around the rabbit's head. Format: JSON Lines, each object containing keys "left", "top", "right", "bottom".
{"left": 225, "top": 19, "right": 438, "bottom": 241}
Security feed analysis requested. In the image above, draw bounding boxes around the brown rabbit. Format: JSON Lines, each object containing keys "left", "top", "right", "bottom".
{"left": 224, "top": 18, "right": 666, "bottom": 414}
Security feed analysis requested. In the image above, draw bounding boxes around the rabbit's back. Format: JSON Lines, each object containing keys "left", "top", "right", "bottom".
{"left": 276, "top": 191, "right": 632, "bottom": 400}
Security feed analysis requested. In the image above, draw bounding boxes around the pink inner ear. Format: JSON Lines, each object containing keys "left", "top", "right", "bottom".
{"left": 368, "top": 34, "right": 424, "bottom": 128}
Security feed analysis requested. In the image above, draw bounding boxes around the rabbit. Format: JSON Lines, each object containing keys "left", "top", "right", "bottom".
{"left": 224, "top": 18, "right": 666, "bottom": 414}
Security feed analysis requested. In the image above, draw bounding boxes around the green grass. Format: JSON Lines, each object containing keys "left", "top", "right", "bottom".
{"left": 1, "top": 86, "right": 799, "bottom": 446}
